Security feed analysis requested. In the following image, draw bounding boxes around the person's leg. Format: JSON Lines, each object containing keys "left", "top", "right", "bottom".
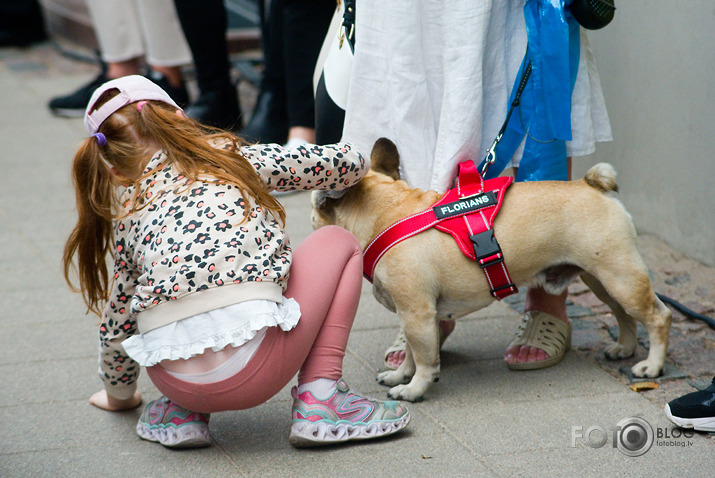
{"left": 146, "top": 225, "right": 363, "bottom": 411}
{"left": 87, "top": 0, "right": 144, "bottom": 66}
{"left": 503, "top": 158, "right": 572, "bottom": 368}
{"left": 172, "top": 0, "right": 241, "bottom": 130}
{"left": 241, "top": 0, "right": 289, "bottom": 143}
{"left": 146, "top": 226, "right": 409, "bottom": 445}
{"left": 284, "top": 226, "right": 409, "bottom": 446}
{"left": 48, "top": 0, "right": 144, "bottom": 117}
{"left": 281, "top": 0, "right": 334, "bottom": 145}
{"left": 134, "top": 0, "right": 192, "bottom": 89}
{"left": 285, "top": 225, "right": 363, "bottom": 383}
{"left": 503, "top": 288, "right": 569, "bottom": 365}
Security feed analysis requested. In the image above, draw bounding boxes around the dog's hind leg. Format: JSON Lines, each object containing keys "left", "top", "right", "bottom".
{"left": 581, "top": 263, "right": 671, "bottom": 378}
{"left": 581, "top": 272, "right": 638, "bottom": 359}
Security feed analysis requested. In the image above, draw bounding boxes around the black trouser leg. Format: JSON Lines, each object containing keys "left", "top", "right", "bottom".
{"left": 282, "top": 0, "right": 333, "bottom": 129}
{"left": 173, "top": 0, "right": 241, "bottom": 130}
{"left": 241, "top": 0, "right": 289, "bottom": 143}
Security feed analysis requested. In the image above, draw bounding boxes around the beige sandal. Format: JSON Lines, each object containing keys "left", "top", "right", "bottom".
{"left": 505, "top": 311, "right": 571, "bottom": 371}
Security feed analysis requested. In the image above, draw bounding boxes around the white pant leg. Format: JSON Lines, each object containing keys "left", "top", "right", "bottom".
{"left": 86, "top": 0, "right": 144, "bottom": 63}
{"left": 133, "top": 0, "right": 192, "bottom": 67}
{"left": 87, "top": 0, "right": 191, "bottom": 67}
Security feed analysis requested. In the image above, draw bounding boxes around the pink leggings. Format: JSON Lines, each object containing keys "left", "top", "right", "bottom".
{"left": 146, "top": 226, "right": 363, "bottom": 413}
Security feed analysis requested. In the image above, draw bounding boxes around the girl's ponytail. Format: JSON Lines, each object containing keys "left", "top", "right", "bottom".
{"left": 63, "top": 137, "right": 116, "bottom": 315}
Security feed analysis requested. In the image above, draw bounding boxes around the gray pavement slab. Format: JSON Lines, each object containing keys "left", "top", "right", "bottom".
{"left": 1, "top": 42, "right": 713, "bottom": 478}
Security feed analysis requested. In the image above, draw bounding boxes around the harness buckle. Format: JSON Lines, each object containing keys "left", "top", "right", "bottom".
{"left": 469, "top": 229, "right": 503, "bottom": 268}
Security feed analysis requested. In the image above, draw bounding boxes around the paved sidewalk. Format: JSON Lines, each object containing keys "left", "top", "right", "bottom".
{"left": 1, "top": 43, "right": 713, "bottom": 478}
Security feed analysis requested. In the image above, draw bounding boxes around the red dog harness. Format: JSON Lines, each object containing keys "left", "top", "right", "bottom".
{"left": 362, "top": 161, "right": 518, "bottom": 299}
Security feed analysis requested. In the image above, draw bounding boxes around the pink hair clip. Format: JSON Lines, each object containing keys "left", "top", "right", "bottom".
{"left": 136, "top": 100, "right": 148, "bottom": 112}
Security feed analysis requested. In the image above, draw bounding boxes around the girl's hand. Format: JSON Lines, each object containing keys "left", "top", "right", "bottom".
{"left": 89, "top": 389, "right": 143, "bottom": 411}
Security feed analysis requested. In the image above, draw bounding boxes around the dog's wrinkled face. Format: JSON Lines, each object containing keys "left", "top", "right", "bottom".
{"left": 311, "top": 137, "right": 402, "bottom": 230}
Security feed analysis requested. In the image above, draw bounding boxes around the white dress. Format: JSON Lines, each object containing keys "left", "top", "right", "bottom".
{"left": 342, "top": 0, "right": 612, "bottom": 191}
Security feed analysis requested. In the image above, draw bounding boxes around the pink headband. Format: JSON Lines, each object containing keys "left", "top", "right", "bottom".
{"left": 84, "top": 75, "right": 182, "bottom": 135}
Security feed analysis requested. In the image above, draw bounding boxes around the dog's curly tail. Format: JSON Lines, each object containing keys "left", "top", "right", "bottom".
{"left": 584, "top": 163, "right": 619, "bottom": 193}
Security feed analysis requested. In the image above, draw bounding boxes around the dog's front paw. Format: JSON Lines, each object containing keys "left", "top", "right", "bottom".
{"left": 387, "top": 384, "right": 425, "bottom": 403}
{"left": 377, "top": 369, "right": 411, "bottom": 387}
{"left": 604, "top": 342, "right": 636, "bottom": 360}
{"left": 631, "top": 359, "right": 663, "bottom": 378}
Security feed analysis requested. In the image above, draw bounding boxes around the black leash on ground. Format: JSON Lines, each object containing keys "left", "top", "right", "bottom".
{"left": 657, "top": 293, "right": 715, "bottom": 329}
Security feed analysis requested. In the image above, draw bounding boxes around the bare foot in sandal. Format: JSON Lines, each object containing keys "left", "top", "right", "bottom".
{"left": 385, "top": 320, "right": 456, "bottom": 369}
{"left": 504, "top": 287, "right": 571, "bottom": 369}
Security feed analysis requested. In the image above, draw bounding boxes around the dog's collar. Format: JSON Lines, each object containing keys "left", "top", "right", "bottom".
{"left": 362, "top": 161, "right": 518, "bottom": 300}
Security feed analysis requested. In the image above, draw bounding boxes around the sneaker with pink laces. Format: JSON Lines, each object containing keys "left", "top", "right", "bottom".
{"left": 136, "top": 396, "right": 211, "bottom": 448}
{"left": 289, "top": 378, "right": 410, "bottom": 447}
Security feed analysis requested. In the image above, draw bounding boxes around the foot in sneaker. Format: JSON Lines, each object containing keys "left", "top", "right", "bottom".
{"left": 289, "top": 378, "right": 410, "bottom": 447}
{"left": 48, "top": 69, "right": 110, "bottom": 118}
{"left": 664, "top": 377, "right": 715, "bottom": 432}
{"left": 136, "top": 396, "right": 211, "bottom": 448}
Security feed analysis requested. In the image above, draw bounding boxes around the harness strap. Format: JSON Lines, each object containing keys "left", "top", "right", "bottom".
{"left": 464, "top": 214, "right": 518, "bottom": 300}
{"left": 363, "top": 161, "right": 517, "bottom": 299}
{"left": 362, "top": 208, "right": 442, "bottom": 281}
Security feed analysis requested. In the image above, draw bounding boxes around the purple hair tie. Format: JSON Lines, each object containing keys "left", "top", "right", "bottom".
{"left": 92, "top": 133, "right": 107, "bottom": 146}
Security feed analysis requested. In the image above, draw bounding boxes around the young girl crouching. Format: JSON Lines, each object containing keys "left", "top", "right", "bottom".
{"left": 63, "top": 75, "right": 410, "bottom": 448}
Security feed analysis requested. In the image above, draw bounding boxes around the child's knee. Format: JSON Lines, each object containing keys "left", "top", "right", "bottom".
{"left": 315, "top": 225, "right": 361, "bottom": 253}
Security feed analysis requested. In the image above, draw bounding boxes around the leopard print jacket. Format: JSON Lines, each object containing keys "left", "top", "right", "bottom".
{"left": 98, "top": 142, "right": 367, "bottom": 399}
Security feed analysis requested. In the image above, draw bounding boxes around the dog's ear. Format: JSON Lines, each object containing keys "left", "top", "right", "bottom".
{"left": 370, "top": 138, "right": 400, "bottom": 180}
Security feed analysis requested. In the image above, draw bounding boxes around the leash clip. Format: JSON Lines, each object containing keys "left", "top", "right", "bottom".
{"left": 481, "top": 133, "right": 501, "bottom": 178}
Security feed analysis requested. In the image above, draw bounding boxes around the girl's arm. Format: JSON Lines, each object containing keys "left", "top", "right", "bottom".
{"left": 241, "top": 142, "right": 368, "bottom": 192}
{"left": 95, "top": 235, "right": 142, "bottom": 409}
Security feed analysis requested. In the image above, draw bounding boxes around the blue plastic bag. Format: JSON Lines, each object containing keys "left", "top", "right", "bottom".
{"left": 480, "top": 0, "right": 581, "bottom": 182}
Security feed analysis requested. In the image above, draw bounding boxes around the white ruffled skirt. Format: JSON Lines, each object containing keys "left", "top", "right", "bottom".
{"left": 123, "top": 297, "right": 301, "bottom": 367}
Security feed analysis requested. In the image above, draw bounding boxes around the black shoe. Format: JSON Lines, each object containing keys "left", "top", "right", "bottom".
{"left": 145, "top": 70, "right": 189, "bottom": 108}
{"left": 665, "top": 377, "right": 715, "bottom": 432}
{"left": 185, "top": 85, "right": 241, "bottom": 131}
{"left": 240, "top": 89, "right": 288, "bottom": 144}
{"left": 48, "top": 69, "right": 109, "bottom": 118}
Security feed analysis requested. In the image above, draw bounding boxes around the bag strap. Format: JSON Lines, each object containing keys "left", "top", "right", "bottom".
{"left": 340, "top": 0, "right": 356, "bottom": 52}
